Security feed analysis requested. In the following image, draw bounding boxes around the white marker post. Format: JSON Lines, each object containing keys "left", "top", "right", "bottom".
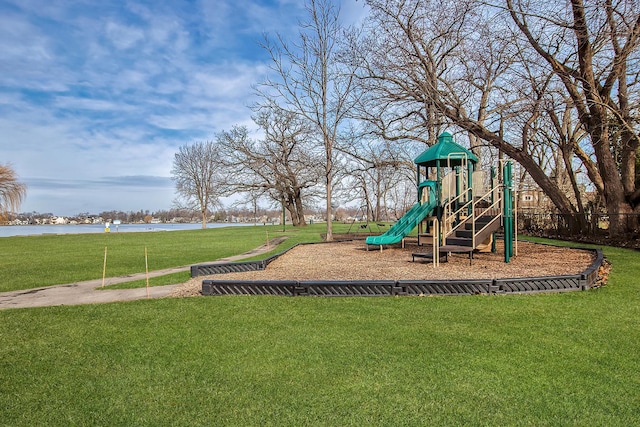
{"left": 145, "top": 247, "right": 150, "bottom": 299}
{"left": 102, "top": 246, "right": 108, "bottom": 288}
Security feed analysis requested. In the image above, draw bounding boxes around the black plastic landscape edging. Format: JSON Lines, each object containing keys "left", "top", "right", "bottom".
{"left": 197, "top": 241, "right": 604, "bottom": 297}
{"left": 190, "top": 243, "right": 306, "bottom": 277}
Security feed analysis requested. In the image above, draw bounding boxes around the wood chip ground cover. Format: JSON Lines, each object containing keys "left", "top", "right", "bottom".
{"left": 173, "top": 240, "right": 596, "bottom": 297}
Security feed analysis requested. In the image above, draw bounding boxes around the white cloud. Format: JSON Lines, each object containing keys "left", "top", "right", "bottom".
{"left": 105, "top": 21, "right": 146, "bottom": 50}
{"left": 53, "top": 96, "right": 133, "bottom": 112}
{"left": 0, "top": 0, "right": 361, "bottom": 215}
{"left": 0, "top": 15, "right": 51, "bottom": 63}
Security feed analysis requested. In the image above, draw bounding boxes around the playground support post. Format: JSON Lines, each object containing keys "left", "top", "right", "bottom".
{"left": 491, "top": 167, "right": 497, "bottom": 253}
{"left": 432, "top": 218, "right": 440, "bottom": 268}
{"left": 514, "top": 190, "right": 518, "bottom": 256}
{"left": 416, "top": 166, "right": 421, "bottom": 203}
{"left": 503, "top": 161, "right": 514, "bottom": 263}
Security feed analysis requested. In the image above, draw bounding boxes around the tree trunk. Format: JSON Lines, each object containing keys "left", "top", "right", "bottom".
{"left": 201, "top": 208, "right": 207, "bottom": 229}
{"left": 325, "top": 172, "right": 333, "bottom": 241}
{"left": 608, "top": 200, "right": 634, "bottom": 237}
{"left": 374, "top": 177, "right": 382, "bottom": 223}
{"left": 293, "top": 190, "right": 307, "bottom": 226}
{"left": 360, "top": 180, "right": 374, "bottom": 222}
{"left": 570, "top": 0, "right": 633, "bottom": 237}
{"left": 284, "top": 195, "right": 304, "bottom": 227}
{"left": 560, "top": 146, "right": 588, "bottom": 232}
{"left": 286, "top": 206, "right": 297, "bottom": 226}
{"left": 589, "top": 120, "right": 629, "bottom": 236}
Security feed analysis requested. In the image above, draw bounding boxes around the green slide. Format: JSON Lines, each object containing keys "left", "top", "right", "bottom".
{"left": 366, "top": 184, "right": 437, "bottom": 247}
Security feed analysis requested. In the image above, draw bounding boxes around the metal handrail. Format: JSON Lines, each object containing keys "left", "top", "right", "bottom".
{"left": 472, "top": 197, "right": 502, "bottom": 248}
{"left": 470, "top": 184, "right": 503, "bottom": 248}
{"left": 444, "top": 182, "right": 503, "bottom": 248}
{"left": 442, "top": 187, "right": 473, "bottom": 238}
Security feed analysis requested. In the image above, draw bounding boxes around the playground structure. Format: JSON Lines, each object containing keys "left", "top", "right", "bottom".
{"left": 365, "top": 132, "right": 515, "bottom": 263}
{"left": 191, "top": 132, "right": 606, "bottom": 298}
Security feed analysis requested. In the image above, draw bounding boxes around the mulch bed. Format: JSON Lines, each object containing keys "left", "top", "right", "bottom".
{"left": 172, "top": 238, "right": 600, "bottom": 297}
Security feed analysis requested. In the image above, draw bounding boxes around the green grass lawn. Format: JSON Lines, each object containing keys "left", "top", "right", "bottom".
{"left": 0, "top": 223, "right": 356, "bottom": 292}
{"left": 0, "top": 230, "right": 639, "bottom": 425}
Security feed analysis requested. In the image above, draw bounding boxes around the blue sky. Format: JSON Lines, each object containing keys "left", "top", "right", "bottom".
{"left": 0, "top": 0, "right": 367, "bottom": 216}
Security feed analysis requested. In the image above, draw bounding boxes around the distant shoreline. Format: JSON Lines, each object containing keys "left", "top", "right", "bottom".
{"left": 0, "top": 222, "right": 258, "bottom": 237}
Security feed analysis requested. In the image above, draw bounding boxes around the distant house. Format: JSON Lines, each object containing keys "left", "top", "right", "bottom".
{"left": 518, "top": 183, "right": 589, "bottom": 212}
{"left": 54, "top": 217, "right": 67, "bottom": 225}
{"left": 518, "top": 189, "right": 547, "bottom": 210}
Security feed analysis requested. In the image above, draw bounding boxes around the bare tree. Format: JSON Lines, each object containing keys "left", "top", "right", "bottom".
{"left": 0, "top": 163, "right": 27, "bottom": 221}
{"left": 342, "top": 137, "right": 415, "bottom": 222}
{"left": 505, "top": 0, "right": 640, "bottom": 235}
{"left": 171, "top": 141, "right": 222, "bottom": 229}
{"left": 357, "top": 0, "right": 640, "bottom": 236}
{"left": 216, "top": 108, "right": 323, "bottom": 226}
{"left": 256, "top": 0, "right": 356, "bottom": 241}
{"left": 343, "top": 2, "right": 454, "bottom": 148}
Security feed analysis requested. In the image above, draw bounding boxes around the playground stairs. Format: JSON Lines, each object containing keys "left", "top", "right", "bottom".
{"left": 444, "top": 208, "right": 502, "bottom": 250}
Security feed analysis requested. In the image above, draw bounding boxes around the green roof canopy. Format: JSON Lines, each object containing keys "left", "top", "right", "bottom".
{"left": 414, "top": 132, "right": 479, "bottom": 167}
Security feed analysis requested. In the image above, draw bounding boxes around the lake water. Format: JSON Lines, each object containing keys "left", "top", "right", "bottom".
{"left": 0, "top": 222, "right": 256, "bottom": 237}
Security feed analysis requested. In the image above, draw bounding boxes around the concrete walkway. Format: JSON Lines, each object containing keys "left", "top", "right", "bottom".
{"left": 0, "top": 237, "right": 288, "bottom": 310}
